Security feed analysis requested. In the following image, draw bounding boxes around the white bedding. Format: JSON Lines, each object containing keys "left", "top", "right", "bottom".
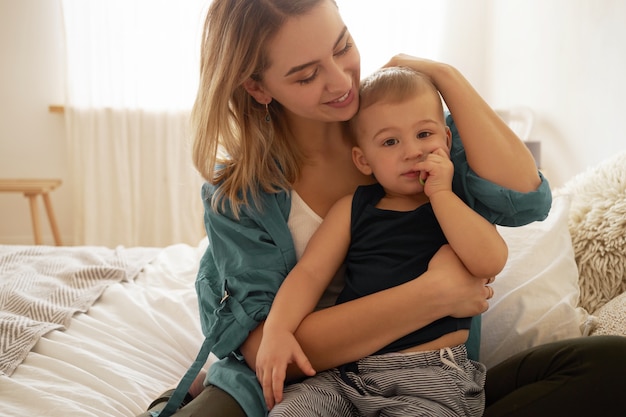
{"left": 0, "top": 241, "right": 208, "bottom": 417}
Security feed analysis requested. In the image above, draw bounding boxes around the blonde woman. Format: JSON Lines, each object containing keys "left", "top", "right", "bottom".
{"left": 143, "top": 1, "right": 626, "bottom": 416}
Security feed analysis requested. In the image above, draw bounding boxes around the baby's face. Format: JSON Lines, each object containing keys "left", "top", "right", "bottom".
{"left": 354, "top": 91, "right": 450, "bottom": 164}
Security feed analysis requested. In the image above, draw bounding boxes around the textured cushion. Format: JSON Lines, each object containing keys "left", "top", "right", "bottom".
{"left": 591, "top": 291, "right": 626, "bottom": 336}
{"left": 554, "top": 151, "right": 626, "bottom": 314}
{"left": 480, "top": 194, "right": 589, "bottom": 369}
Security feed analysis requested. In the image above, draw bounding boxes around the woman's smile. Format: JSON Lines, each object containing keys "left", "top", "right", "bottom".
{"left": 325, "top": 88, "right": 355, "bottom": 108}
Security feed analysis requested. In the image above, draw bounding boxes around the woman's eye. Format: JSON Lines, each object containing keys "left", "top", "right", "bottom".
{"left": 383, "top": 138, "right": 399, "bottom": 146}
{"left": 299, "top": 38, "right": 352, "bottom": 85}
{"left": 335, "top": 41, "right": 353, "bottom": 57}
{"left": 298, "top": 70, "right": 319, "bottom": 85}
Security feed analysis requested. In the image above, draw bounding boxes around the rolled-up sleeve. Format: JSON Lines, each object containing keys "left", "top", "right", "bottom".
{"left": 195, "top": 183, "right": 295, "bottom": 358}
{"left": 447, "top": 113, "right": 552, "bottom": 227}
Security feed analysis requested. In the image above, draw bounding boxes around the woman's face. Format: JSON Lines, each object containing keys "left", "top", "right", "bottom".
{"left": 259, "top": 0, "right": 361, "bottom": 122}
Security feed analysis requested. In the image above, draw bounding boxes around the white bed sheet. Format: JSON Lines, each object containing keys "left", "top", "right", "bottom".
{"left": 0, "top": 241, "right": 209, "bottom": 417}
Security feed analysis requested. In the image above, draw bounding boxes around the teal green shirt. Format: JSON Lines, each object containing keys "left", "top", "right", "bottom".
{"left": 172, "top": 115, "right": 552, "bottom": 417}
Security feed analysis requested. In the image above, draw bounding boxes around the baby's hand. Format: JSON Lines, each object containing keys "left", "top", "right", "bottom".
{"left": 416, "top": 148, "right": 453, "bottom": 197}
{"left": 255, "top": 330, "right": 315, "bottom": 410}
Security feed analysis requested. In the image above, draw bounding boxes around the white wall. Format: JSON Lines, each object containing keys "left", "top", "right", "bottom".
{"left": 1, "top": 0, "right": 625, "bottom": 244}
{"left": 0, "top": 0, "right": 69, "bottom": 245}
{"left": 485, "top": 0, "right": 626, "bottom": 186}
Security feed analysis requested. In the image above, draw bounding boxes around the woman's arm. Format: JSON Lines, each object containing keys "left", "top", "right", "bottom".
{"left": 241, "top": 244, "right": 490, "bottom": 378}
{"left": 384, "top": 54, "right": 540, "bottom": 193}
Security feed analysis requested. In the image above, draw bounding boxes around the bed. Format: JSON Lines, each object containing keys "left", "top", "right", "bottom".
{"left": 0, "top": 242, "right": 209, "bottom": 416}
{"left": 1, "top": 151, "right": 625, "bottom": 416}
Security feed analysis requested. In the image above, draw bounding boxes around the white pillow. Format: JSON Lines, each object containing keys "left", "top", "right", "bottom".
{"left": 480, "top": 194, "right": 590, "bottom": 369}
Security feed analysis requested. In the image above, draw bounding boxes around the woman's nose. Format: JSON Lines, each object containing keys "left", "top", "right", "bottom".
{"left": 325, "top": 61, "right": 352, "bottom": 93}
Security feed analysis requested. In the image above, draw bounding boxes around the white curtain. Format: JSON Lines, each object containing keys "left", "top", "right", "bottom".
{"left": 60, "top": 0, "right": 450, "bottom": 247}
{"left": 61, "top": 0, "right": 207, "bottom": 247}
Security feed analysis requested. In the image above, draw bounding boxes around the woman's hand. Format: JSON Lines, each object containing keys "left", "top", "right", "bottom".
{"left": 383, "top": 53, "right": 540, "bottom": 192}
{"left": 255, "top": 329, "right": 316, "bottom": 410}
{"left": 426, "top": 244, "right": 492, "bottom": 318}
{"left": 382, "top": 54, "right": 444, "bottom": 83}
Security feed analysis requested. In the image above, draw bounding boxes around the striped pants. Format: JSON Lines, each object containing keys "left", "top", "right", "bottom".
{"left": 270, "top": 344, "right": 485, "bottom": 417}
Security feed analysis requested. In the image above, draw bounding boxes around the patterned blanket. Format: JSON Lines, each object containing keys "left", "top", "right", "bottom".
{"left": 0, "top": 245, "right": 160, "bottom": 376}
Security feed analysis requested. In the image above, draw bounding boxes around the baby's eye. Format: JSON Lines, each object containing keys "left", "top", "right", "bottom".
{"left": 383, "top": 138, "right": 399, "bottom": 146}
{"left": 417, "top": 131, "right": 432, "bottom": 139}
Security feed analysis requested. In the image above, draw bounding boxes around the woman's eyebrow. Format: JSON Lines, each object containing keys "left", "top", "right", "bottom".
{"left": 283, "top": 26, "right": 348, "bottom": 77}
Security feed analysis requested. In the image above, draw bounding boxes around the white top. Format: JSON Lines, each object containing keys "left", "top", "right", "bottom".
{"left": 288, "top": 190, "right": 345, "bottom": 310}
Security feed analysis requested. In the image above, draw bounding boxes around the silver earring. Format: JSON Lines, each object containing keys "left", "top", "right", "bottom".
{"left": 265, "top": 103, "right": 271, "bottom": 123}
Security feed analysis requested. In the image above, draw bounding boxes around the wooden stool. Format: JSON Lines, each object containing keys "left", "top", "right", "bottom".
{"left": 0, "top": 179, "right": 63, "bottom": 245}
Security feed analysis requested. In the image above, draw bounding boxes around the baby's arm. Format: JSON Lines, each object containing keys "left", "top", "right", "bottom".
{"left": 420, "top": 149, "right": 508, "bottom": 278}
{"left": 256, "top": 194, "right": 353, "bottom": 409}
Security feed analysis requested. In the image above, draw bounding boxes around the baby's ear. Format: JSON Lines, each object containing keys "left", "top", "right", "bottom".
{"left": 445, "top": 126, "right": 452, "bottom": 149}
{"left": 242, "top": 78, "right": 272, "bottom": 105}
{"left": 352, "top": 146, "right": 373, "bottom": 176}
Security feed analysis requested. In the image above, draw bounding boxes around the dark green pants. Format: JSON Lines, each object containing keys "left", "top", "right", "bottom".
{"left": 181, "top": 385, "right": 245, "bottom": 417}
{"left": 484, "top": 335, "right": 626, "bottom": 417}
{"left": 139, "top": 385, "right": 245, "bottom": 417}
{"left": 150, "top": 335, "right": 626, "bottom": 417}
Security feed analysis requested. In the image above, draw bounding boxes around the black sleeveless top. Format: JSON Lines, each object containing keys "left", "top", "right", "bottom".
{"left": 336, "top": 183, "right": 471, "bottom": 355}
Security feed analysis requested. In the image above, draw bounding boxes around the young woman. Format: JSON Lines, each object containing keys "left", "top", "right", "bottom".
{"left": 143, "top": 1, "right": 626, "bottom": 416}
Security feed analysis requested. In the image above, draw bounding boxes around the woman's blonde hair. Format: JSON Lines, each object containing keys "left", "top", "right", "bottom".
{"left": 191, "top": 0, "right": 328, "bottom": 215}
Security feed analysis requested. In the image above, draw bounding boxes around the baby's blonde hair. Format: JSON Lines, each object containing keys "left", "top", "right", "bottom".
{"left": 348, "top": 67, "right": 444, "bottom": 144}
{"left": 191, "top": 0, "right": 329, "bottom": 215}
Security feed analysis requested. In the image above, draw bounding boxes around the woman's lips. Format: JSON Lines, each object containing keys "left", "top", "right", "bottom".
{"left": 331, "top": 91, "right": 349, "bottom": 103}
{"left": 325, "top": 88, "right": 354, "bottom": 108}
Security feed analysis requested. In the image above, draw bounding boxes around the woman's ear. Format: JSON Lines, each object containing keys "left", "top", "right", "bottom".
{"left": 243, "top": 78, "right": 272, "bottom": 105}
{"left": 352, "top": 146, "right": 373, "bottom": 176}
